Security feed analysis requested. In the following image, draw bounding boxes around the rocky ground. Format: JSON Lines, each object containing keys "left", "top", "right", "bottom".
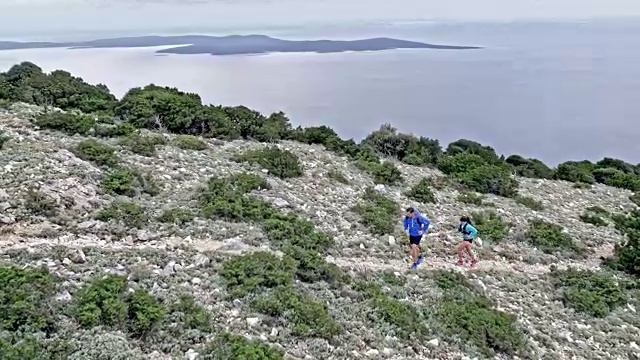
{"left": 1, "top": 103, "right": 639, "bottom": 360}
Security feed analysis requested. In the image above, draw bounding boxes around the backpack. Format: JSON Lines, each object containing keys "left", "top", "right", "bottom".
{"left": 459, "top": 222, "right": 471, "bottom": 235}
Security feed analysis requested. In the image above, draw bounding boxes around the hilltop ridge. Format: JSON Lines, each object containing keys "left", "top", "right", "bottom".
{"left": 0, "top": 62, "right": 639, "bottom": 360}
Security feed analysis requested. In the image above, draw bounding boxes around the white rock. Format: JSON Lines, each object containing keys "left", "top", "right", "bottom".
{"left": 193, "top": 253, "right": 210, "bottom": 268}
{"left": 246, "top": 317, "right": 261, "bottom": 326}
{"left": 365, "top": 349, "right": 379, "bottom": 357}
{"left": 388, "top": 236, "right": 396, "bottom": 245}
{"left": 427, "top": 338, "right": 439, "bottom": 347}
{"left": 185, "top": 349, "right": 198, "bottom": 360}
{"left": 360, "top": 243, "right": 365, "bottom": 249}
{"left": 191, "top": 277, "right": 201, "bottom": 285}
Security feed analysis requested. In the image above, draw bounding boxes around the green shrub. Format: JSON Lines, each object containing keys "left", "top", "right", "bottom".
{"left": 586, "top": 206, "right": 610, "bottom": 216}
{"left": 433, "top": 270, "right": 526, "bottom": 357}
{"left": 604, "top": 171, "right": 640, "bottom": 191}
{"left": 0, "top": 129, "right": 8, "bottom": 149}
{"left": 515, "top": 196, "right": 544, "bottom": 211}
{"left": 200, "top": 332, "right": 284, "bottom": 360}
{"left": 94, "top": 122, "right": 137, "bottom": 137}
{"left": 33, "top": 111, "right": 96, "bottom": 135}
{"left": 555, "top": 161, "right": 595, "bottom": 184}
{"left": 505, "top": 155, "right": 555, "bottom": 179}
{"left": 252, "top": 286, "right": 341, "bottom": 339}
{"left": 579, "top": 214, "right": 608, "bottom": 227}
{"left": 437, "top": 153, "right": 485, "bottom": 175}
{"left": 405, "top": 177, "right": 436, "bottom": 204}
{"left": 23, "top": 188, "right": 58, "bottom": 217}
{"left": 158, "top": 207, "right": 194, "bottom": 225}
{"left": 0, "top": 266, "right": 57, "bottom": 333}
{"left": 525, "top": 219, "right": 581, "bottom": 254}
{"left": 170, "top": 295, "right": 211, "bottom": 332}
{"left": 101, "top": 168, "right": 136, "bottom": 196}
{"left": 362, "top": 124, "right": 442, "bottom": 166}
{"left": 457, "top": 165, "right": 519, "bottom": 197}
{"left": 471, "top": 211, "right": 508, "bottom": 242}
{"left": 175, "top": 135, "right": 207, "bottom": 150}
{"left": 234, "top": 147, "right": 303, "bottom": 179}
{"left": 75, "top": 275, "right": 164, "bottom": 337}
{"left": 199, "top": 175, "right": 274, "bottom": 222}
{"left": 630, "top": 193, "right": 640, "bottom": 206}
{"left": 219, "top": 252, "right": 295, "bottom": 298}
{"left": 445, "top": 139, "right": 502, "bottom": 164}
{"left": 327, "top": 169, "right": 349, "bottom": 184}
{"left": 606, "top": 210, "right": 640, "bottom": 276}
{"left": 74, "top": 139, "right": 119, "bottom": 167}
{"left": 0, "top": 336, "right": 71, "bottom": 360}
{"left": 551, "top": 268, "right": 626, "bottom": 317}
{"left": 457, "top": 192, "right": 485, "bottom": 205}
{"left": 353, "top": 187, "right": 399, "bottom": 235}
{"left": 118, "top": 133, "right": 166, "bottom": 157}
{"left": 355, "top": 282, "right": 427, "bottom": 340}
{"left": 573, "top": 182, "right": 591, "bottom": 189}
{"left": 95, "top": 200, "right": 147, "bottom": 228}
{"left": 125, "top": 288, "right": 165, "bottom": 337}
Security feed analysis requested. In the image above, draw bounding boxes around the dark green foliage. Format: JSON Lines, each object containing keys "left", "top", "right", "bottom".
{"left": 471, "top": 211, "right": 508, "bottom": 242}
{"left": 200, "top": 332, "right": 284, "bottom": 360}
{"left": 252, "top": 286, "right": 341, "bottom": 339}
{"left": 437, "top": 153, "right": 486, "bottom": 175}
{"left": 175, "top": 134, "right": 207, "bottom": 150}
{"left": 605, "top": 210, "right": 640, "bottom": 276}
{"left": 118, "top": 133, "right": 166, "bottom": 157}
{"left": 368, "top": 161, "right": 404, "bottom": 185}
{"left": 433, "top": 270, "right": 526, "bottom": 357}
{"left": 95, "top": 200, "right": 147, "bottom": 228}
{"left": 353, "top": 187, "right": 399, "bottom": 235}
{"left": 354, "top": 282, "right": 427, "bottom": 340}
{"left": 405, "top": 177, "right": 436, "bottom": 204}
{"left": 362, "top": 124, "right": 442, "bottom": 166}
{"left": 505, "top": 155, "right": 555, "bottom": 179}
{"left": 0, "top": 336, "right": 71, "bottom": 360}
{"left": 219, "top": 252, "right": 296, "bottom": 298}
{"left": 525, "top": 219, "right": 581, "bottom": 254}
{"left": 234, "top": 147, "right": 303, "bottom": 179}
{"left": 445, "top": 139, "right": 502, "bottom": 164}
{"left": 457, "top": 165, "right": 519, "bottom": 197}
{"left": 170, "top": 295, "right": 211, "bottom": 331}
{"left": 0, "top": 129, "right": 9, "bottom": 149}
{"left": 579, "top": 207, "right": 609, "bottom": 227}
{"left": 94, "top": 122, "right": 137, "bottom": 138}
{"left": 0, "top": 266, "right": 57, "bottom": 334}
{"left": 24, "top": 188, "right": 58, "bottom": 217}
{"left": 74, "top": 139, "right": 119, "bottom": 167}
{"left": 33, "top": 111, "right": 95, "bottom": 135}
{"left": 515, "top": 196, "right": 544, "bottom": 211}
{"left": 327, "top": 169, "right": 349, "bottom": 184}
{"left": 158, "top": 207, "right": 194, "bottom": 225}
{"left": 101, "top": 168, "right": 160, "bottom": 197}
{"left": 74, "top": 275, "right": 164, "bottom": 337}
{"left": 631, "top": 193, "right": 640, "bottom": 206}
{"left": 555, "top": 161, "right": 596, "bottom": 184}
{"left": 457, "top": 192, "right": 485, "bottom": 205}
{"left": 551, "top": 268, "right": 626, "bottom": 317}
{"left": 0, "top": 62, "right": 117, "bottom": 113}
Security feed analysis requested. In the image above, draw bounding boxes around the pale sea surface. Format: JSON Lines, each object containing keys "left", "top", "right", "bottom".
{"left": 1, "top": 20, "right": 640, "bottom": 166}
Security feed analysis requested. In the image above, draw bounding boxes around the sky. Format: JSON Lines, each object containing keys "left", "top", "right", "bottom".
{"left": 2, "top": 0, "right": 640, "bottom": 39}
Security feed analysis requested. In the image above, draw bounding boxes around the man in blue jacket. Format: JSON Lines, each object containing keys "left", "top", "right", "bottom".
{"left": 403, "top": 207, "right": 431, "bottom": 269}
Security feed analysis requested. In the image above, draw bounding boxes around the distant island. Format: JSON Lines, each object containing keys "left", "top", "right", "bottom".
{"left": 0, "top": 35, "right": 481, "bottom": 55}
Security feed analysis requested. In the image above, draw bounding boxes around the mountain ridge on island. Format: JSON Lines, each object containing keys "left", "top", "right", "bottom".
{"left": 0, "top": 34, "right": 482, "bottom": 55}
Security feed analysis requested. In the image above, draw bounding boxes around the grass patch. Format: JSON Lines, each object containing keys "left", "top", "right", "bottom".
{"left": 405, "top": 177, "right": 436, "bottom": 204}
{"left": 550, "top": 268, "right": 627, "bottom": 317}
{"left": 234, "top": 147, "right": 303, "bottom": 179}
{"left": 353, "top": 187, "right": 399, "bottom": 235}
{"left": 515, "top": 195, "right": 544, "bottom": 211}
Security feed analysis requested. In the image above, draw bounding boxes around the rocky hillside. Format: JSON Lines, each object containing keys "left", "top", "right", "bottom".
{"left": 1, "top": 62, "right": 640, "bottom": 360}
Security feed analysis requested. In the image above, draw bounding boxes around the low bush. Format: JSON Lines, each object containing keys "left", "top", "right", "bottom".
{"left": 175, "top": 135, "right": 207, "bottom": 150}
{"left": 515, "top": 196, "right": 544, "bottom": 211}
{"left": 0, "top": 129, "right": 8, "bottom": 149}
{"left": 33, "top": 111, "right": 96, "bottom": 135}
{"left": 405, "top": 177, "right": 436, "bottom": 204}
{"left": 219, "top": 252, "right": 295, "bottom": 298}
{"left": 525, "top": 219, "right": 581, "bottom": 254}
{"left": 170, "top": 295, "right": 211, "bottom": 332}
{"left": 457, "top": 165, "right": 519, "bottom": 197}
{"left": 457, "top": 192, "right": 485, "bottom": 205}
{"left": 200, "top": 332, "right": 284, "bottom": 360}
{"left": 433, "top": 270, "right": 526, "bottom": 357}
{"left": 23, "top": 188, "right": 58, "bottom": 217}
{"left": 234, "top": 147, "right": 303, "bottom": 179}
{"left": 252, "top": 286, "right": 341, "bottom": 339}
{"left": 74, "top": 275, "right": 164, "bottom": 337}
{"left": 555, "top": 161, "right": 596, "bottom": 184}
{"left": 551, "top": 268, "right": 626, "bottom": 317}
{"left": 353, "top": 187, "right": 399, "bottom": 235}
{"left": 361, "top": 124, "right": 442, "bottom": 166}
{"left": 95, "top": 200, "right": 148, "bottom": 228}
{"left": 101, "top": 168, "right": 160, "bottom": 197}
{"left": 579, "top": 213, "right": 608, "bottom": 227}
{"left": 471, "top": 211, "right": 509, "bottom": 242}
{"left": 505, "top": 155, "right": 555, "bottom": 179}
{"left": 327, "top": 169, "right": 349, "bottom": 184}
{"left": 437, "top": 153, "right": 485, "bottom": 175}
{"left": 354, "top": 282, "right": 427, "bottom": 340}
{"left": 605, "top": 210, "right": 640, "bottom": 276}
{"left": 630, "top": 193, "right": 640, "bottom": 207}
{"left": 94, "top": 122, "right": 137, "bottom": 138}
{"left": 118, "top": 133, "right": 166, "bottom": 157}
{"left": 74, "top": 139, "right": 119, "bottom": 167}
{"left": 357, "top": 159, "right": 404, "bottom": 185}
{"left": 0, "top": 266, "right": 57, "bottom": 334}
{"left": 158, "top": 207, "right": 194, "bottom": 225}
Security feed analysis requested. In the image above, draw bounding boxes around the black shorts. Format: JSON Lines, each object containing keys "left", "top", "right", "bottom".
{"left": 464, "top": 238, "right": 473, "bottom": 244}
{"left": 409, "top": 235, "right": 422, "bottom": 246}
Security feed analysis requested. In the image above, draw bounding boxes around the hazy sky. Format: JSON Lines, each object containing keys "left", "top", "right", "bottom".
{"left": 2, "top": 0, "right": 640, "bottom": 39}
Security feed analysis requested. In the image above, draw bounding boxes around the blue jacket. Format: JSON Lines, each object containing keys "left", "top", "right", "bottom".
{"left": 403, "top": 213, "right": 430, "bottom": 236}
{"left": 458, "top": 222, "right": 478, "bottom": 240}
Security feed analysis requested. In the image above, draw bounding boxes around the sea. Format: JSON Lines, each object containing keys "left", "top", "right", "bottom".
{"left": 1, "top": 19, "right": 640, "bottom": 166}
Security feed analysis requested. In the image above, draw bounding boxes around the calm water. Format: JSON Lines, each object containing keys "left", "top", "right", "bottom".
{"left": 1, "top": 20, "right": 639, "bottom": 166}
